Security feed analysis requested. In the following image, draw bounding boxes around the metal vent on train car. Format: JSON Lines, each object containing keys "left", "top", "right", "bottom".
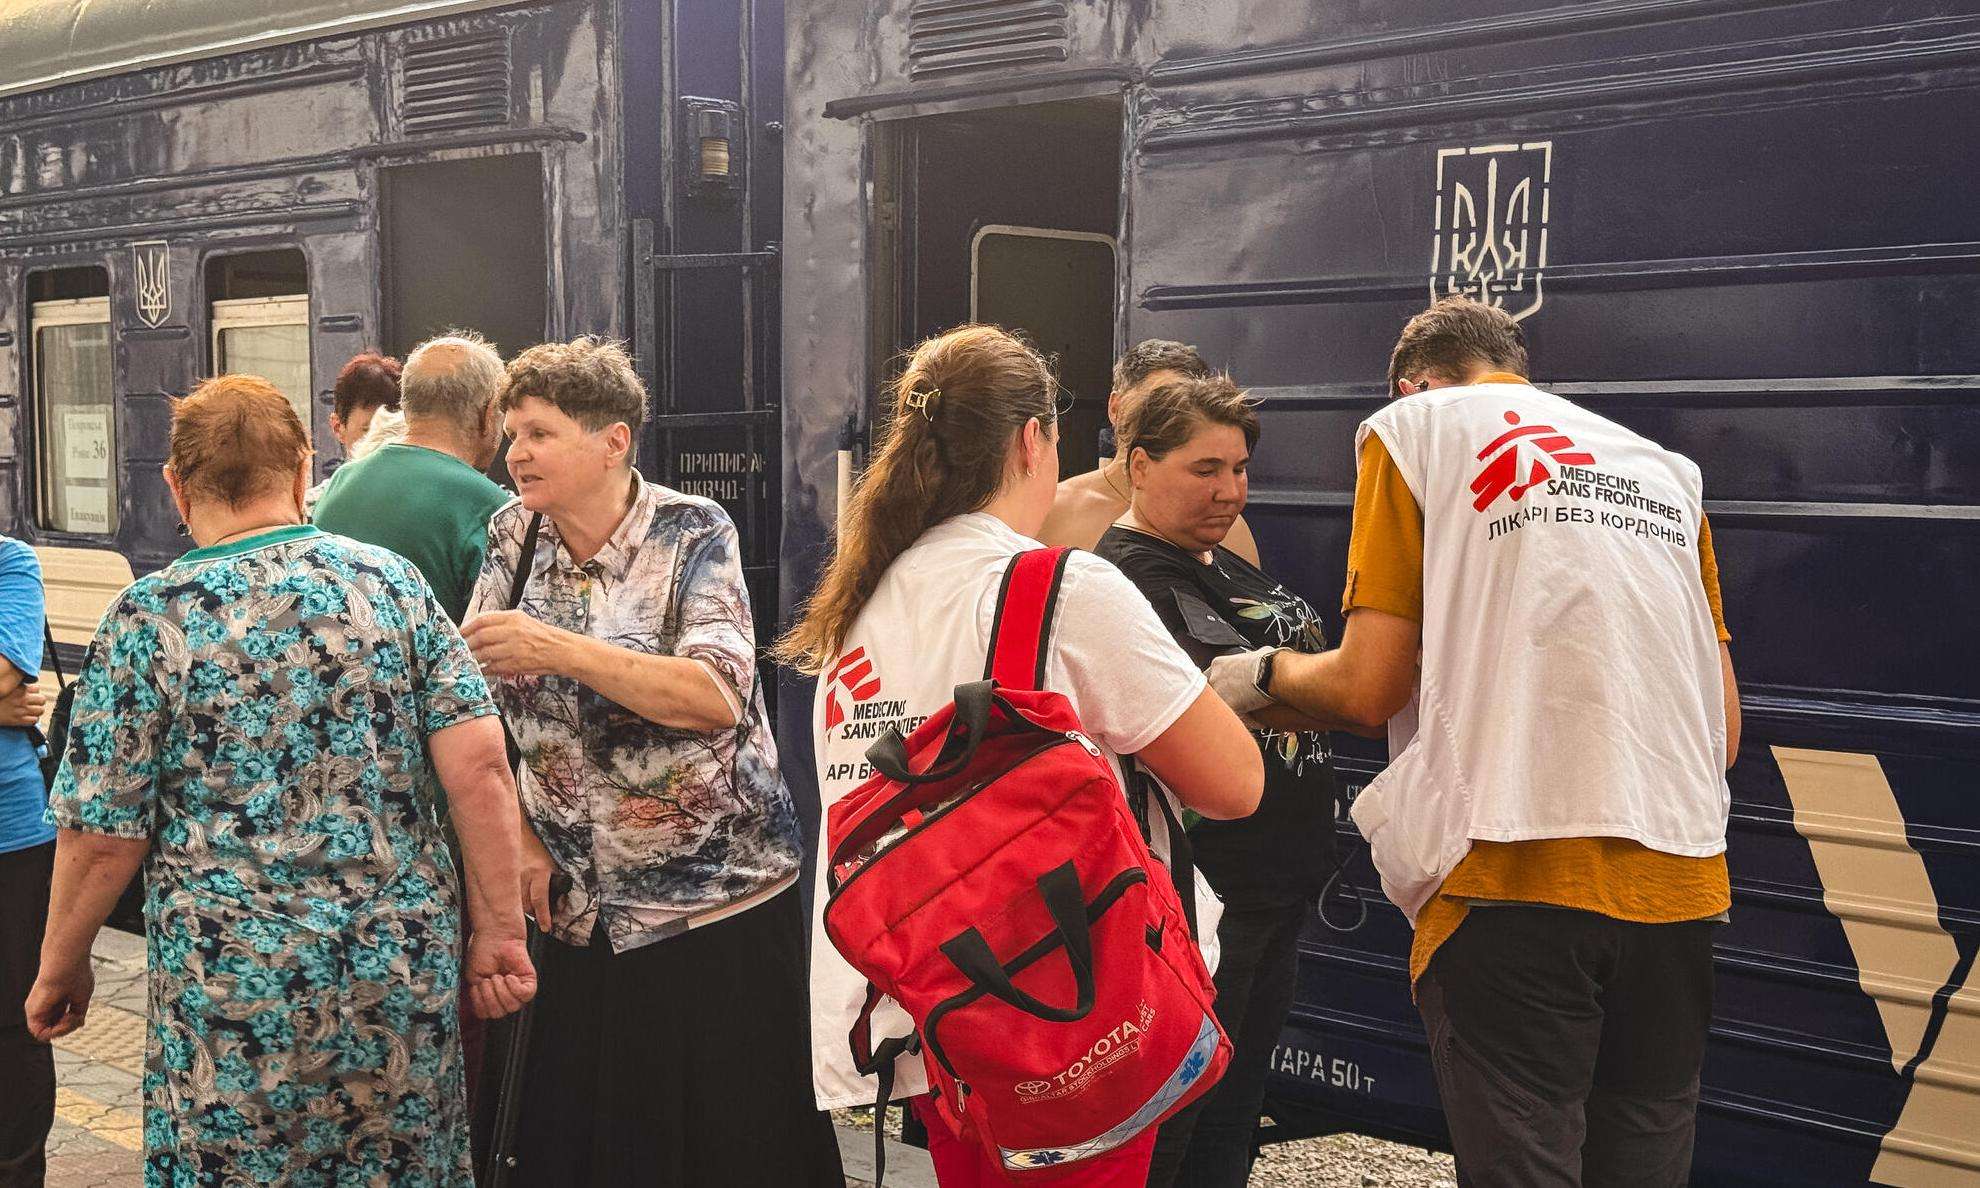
{"left": 399, "top": 33, "right": 512, "bottom": 134}
{"left": 907, "top": 0, "right": 1070, "bottom": 79}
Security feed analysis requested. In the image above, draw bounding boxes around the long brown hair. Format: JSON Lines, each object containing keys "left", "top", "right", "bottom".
{"left": 776, "top": 324, "right": 1057, "bottom": 673}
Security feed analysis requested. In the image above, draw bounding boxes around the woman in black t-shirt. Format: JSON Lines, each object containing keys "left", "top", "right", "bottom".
{"left": 1096, "top": 375, "right": 1355, "bottom": 1188}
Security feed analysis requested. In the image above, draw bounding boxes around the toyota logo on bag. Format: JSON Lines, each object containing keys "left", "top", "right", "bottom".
{"left": 1015, "top": 1080, "right": 1052, "bottom": 1097}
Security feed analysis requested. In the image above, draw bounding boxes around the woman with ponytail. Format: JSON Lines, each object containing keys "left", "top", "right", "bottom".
{"left": 784, "top": 325, "right": 1262, "bottom": 1186}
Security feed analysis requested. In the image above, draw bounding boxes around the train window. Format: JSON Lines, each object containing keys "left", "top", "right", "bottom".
{"left": 211, "top": 297, "right": 312, "bottom": 435}
{"left": 29, "top": 276, "right": 117, "bottom": 535}
{"left": 206, "top": 249, "right": 310, "bottom": 435}
{"left": 207, "top": 248, "right": 311, "bottom": 438}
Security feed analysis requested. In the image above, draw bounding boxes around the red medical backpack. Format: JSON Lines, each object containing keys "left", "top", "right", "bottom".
{"left": 823, "top": 548, "right": 1229, "bottom": 1181}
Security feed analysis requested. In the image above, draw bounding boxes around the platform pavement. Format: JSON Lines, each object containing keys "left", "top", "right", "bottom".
{"left": 41, "top": 928, "right": 933, "bottom": 1188}
{"left": 42, "top": 926, "right": 145, "bottom": 1188}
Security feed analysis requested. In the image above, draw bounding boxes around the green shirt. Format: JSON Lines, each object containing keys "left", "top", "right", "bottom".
{"left": 311, "top": 443, "right": 510, "bottom": 622}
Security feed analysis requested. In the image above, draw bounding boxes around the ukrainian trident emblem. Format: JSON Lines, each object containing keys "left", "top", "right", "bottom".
{"left": 1430, "top": 141, "right": 1553, "bottom": 321}
{"left": 132, "top": 241, "right": 170, "bottom": 328}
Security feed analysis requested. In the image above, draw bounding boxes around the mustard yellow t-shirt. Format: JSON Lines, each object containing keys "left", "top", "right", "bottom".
{"left": 1344, "top": 382, "right": 1732, "bottom": 986}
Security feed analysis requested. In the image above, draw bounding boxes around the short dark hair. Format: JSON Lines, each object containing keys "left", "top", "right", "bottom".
{"left": 1124, "top": 374, "right": 1259, "bottom": 460}
{"left": 1387, "top": 297, "right": 1528, "bottom": 396}
{"left": 332, "top": 353, "right": 402, "bottom": 423}
{"left": 1112, "top": 339, "right": 1210, "bottom": 395}
{"left": 499, "top": 336, "right": 648, "bottom": 435}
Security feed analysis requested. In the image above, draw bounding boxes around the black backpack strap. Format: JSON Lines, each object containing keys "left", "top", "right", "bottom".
{"left": 850, "top": 982, "right": 919, "bottom": 1188}
{"left": 31, "top": 617, "right": 65, "bottom": 780}
{"left": 1134, "top": 763, "right": 1201, "bottom": 942}
{"left": 982, "top": 547, "right": 1073, "bottom": 690}
{"left": 42, "top": 616, "right": 65, "bottom": 687}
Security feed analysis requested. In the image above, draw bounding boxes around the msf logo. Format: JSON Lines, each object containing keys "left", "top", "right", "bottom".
{"left": 824, "top": 647, "right": 881, "bottom": 731}
{"left": 1431, "top": 141, "right": 1552, "bottom": 321}
{"left": 1470, "top": 410, "right": 1594, "bottom": 513}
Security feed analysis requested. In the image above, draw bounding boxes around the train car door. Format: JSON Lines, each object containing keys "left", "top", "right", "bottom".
{"left": 866, "top": 97, "right": 1123, "bottom": 478}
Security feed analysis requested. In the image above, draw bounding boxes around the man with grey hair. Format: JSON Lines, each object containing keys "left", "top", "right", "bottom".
{"left": 311, "top": 332, "right": 516, "bottom": 1135}
{"left": 312, "top": 331, "right": 510, "bottom": 621}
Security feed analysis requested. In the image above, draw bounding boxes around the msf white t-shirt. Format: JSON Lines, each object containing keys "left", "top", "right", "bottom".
{"left": 807, "top": 512, "right": 1211, "bottom": 1110}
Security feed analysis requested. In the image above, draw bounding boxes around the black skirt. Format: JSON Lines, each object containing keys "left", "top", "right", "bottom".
{"left": 509, "top": 887, "right": 843, "bottom": 1187}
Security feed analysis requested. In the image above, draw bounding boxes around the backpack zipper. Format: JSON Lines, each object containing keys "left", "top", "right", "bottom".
{"left": 827, "top": 734, "right": 1078, "bottom": 903}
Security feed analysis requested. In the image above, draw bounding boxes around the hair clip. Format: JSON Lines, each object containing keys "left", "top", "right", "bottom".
{"left": 903, "top": 386, "right": 941, "bottom": 422}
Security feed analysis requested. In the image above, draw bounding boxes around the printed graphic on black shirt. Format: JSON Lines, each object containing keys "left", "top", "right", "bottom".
{"left": 1096, "top": 525, "right": 1340, "bottom": 906}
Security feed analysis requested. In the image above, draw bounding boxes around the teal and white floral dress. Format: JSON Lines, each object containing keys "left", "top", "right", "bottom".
{"left": 47, "top": 525, "right": 497, "bottom": 1188}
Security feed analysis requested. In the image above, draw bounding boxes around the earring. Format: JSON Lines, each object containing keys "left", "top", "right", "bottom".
{"left": 175, "top": 522, "right": 189, "bottom": 537}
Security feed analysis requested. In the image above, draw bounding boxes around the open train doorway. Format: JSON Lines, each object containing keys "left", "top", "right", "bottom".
{"left": 380, "top": 153, "right": 547, "bottom": 361}
{"left": 869, "top": 96, "right": 1122, "bottom": 476}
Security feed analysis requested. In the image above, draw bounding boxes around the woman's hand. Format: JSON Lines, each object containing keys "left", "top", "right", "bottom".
{"left": 519, "top": 826, "right": 558, "bottom": 928}
{"left": 461, "top": 611, "right": 577, "bottom": 679}
{"left": 25, "top": 957, "right": 95, "bottom": 1042}
{"left": 0, "top": 681, "right": 47, "bottom": 728}
{"left": 464, "top": 932, "right": 538, "bottom": 1021}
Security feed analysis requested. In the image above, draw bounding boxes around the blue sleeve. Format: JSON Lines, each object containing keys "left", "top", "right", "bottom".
{"left": 0, "top": 539, "right": 45, "bottom": 679}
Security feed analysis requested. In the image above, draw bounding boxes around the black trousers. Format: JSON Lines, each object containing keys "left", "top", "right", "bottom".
{"left": 510, "top": 887, "right": 842, "bottom": 1187}
{"left": 1417, "top": 906, "right": 1716, "bottom": 1188}
{"left": 1146, "top": 900, "right": 1307, "bottom": 1188}
{"left": 0, "top": 841, "right": 54, "bottom": 1188}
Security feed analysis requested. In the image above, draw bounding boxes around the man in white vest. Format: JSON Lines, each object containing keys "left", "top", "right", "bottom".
{"left": 1266, "top": 297, "right": 1740, "bottom": 1186}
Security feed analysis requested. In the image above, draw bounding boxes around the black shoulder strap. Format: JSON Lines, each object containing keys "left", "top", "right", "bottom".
{"left": 507, "top": 513, "right": 544, "bottom": 610}
{"left": 43, "top": 616, "right": 65, "bottom": 688}
{"left": 1134, "top": 763, "right": 1200, "bottom": 941}
{"left": 850, "top": 982, "right": 919, "bottom": 1188}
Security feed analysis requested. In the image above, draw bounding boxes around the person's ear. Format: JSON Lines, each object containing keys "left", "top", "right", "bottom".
{"left": 1106, "top": 389, "right": 1123, "bottom": 430}
{"left": 293, "top": 453, "right": 312, "bottom": 514}
{"left": 605, "top": 422, "right": 633, "bottom": 468}
{"left": 161, "top": 464, "right": 192, "bottom": 525}
{"left": 1128, "top": 446, "right": 1151, "bottom": 489}
{"left": 1035, "top": 417, "right": 1056, "bottom": 466}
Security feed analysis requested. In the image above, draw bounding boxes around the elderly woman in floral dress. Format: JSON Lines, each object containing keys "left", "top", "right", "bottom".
{"left": 26, "top": 375, "right": 535, "bottom": 1187}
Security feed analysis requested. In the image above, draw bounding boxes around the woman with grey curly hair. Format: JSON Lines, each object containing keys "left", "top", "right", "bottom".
{"left": 461, "top": 337, "right": 839, "bottom": 1185}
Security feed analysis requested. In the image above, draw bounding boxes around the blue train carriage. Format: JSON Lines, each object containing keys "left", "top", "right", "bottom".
{"left": 0, "top": 0, "right": 785, "bottom": 681}
{"left": 779, "top": 2, "right": 1980, "bottom": 1183}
